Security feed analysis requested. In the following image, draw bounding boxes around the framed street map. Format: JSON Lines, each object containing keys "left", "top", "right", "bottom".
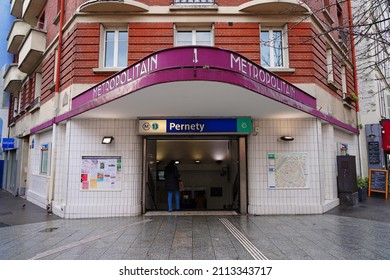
{"left": 267, "top": 153, "right": 308, "bottom": 189}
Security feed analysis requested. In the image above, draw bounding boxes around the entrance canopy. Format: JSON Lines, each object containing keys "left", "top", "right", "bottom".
{"left": 31, "top": 46, "right": 358, "bottom": 134}
{"left": 71, "top": 80, "right": 311, "bottom": 120}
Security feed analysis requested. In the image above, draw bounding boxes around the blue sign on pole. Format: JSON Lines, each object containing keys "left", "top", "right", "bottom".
{"left": 2, "top": 138, "right": 15, "bottom": 151}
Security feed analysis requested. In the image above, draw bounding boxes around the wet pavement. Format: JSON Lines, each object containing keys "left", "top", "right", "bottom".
{"left": 0, "top": 189, "right": 60, "bottom": 227}
{"left": 1, "top": 189, "right": 390, "bottom": 260}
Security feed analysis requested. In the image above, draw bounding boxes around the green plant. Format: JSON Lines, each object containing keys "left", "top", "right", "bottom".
{"left": 349, "top": 92, "right": 358, "bottom": 102}
{"left": 357, "top": 176, "right": 368, "bottom": 189}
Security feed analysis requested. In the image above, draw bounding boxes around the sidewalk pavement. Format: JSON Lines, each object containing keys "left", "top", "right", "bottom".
{"left": 1, "top": 188, "right": 390, "bottom": 260}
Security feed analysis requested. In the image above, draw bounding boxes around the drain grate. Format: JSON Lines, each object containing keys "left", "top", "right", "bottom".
{"left": 39, "top": 227, "right": 59, "bottom": 233}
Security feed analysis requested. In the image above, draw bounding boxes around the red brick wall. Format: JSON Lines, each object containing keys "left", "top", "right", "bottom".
{"left": 128, "top": 23, "right": 174, "bottom": 64}
{"left": 43, "top": 0, "right": 59, "bottom": 47}
{"left": 281, "top": 22, "right": 354, "bottom": 101}
{"left": 36, "top": 1, "right": 355, "bottom": 105}
{"left": 71, "top": 23, "right": 103, "bottom": 85}
{"left": 25, "top": 76, "right": 35, "bottom": 107}
{"left": 215, "top": 22, "right": 260, "bottom": 63}
{"left": 41, "top": 51, "right": 56, "bottom": 103}
{"left": 41, "top": 21, "right": 355, "bottom": 102}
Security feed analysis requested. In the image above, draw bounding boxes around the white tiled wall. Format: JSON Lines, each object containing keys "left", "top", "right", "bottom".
{"left": 53, "top": 123, "right": 68, "bottom": 215}
{"left": 27, "top": 130, "right": 52, "bottom": 209}
{"left": 53, "top": 119, "right": 142, "bottom": 218}
{"left": 27, "top": 117, "right": 358, "bottom": 218}
{"left": 321, "top": 124, "right": 337, "bottom": 202}
{"left": 247, "top": 118, "right": 357, "bottom": 215}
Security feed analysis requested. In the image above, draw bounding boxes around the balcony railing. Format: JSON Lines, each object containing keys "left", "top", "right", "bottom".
{"left": 173, "top": 0, "right": 215, "bottom": 4}
{"left": 9, "top": 116, "right": 16, "bottom": 127}
{"left": 339, "top": 30, "right": 348, "bottom": 47}
{"left": 3, "top": 64, "right": 26, "bottom": 95}
{"left": 29, "top": 96, "right": 41, "bottom": 112}
{"left": 18, "top": 28, "right": 46, "bottom": 74}
{"left": 7, "top": 19, "right": 30, "bottom": 54}
{"left": 22, "top": 0, "right": 47, "bottom": 26}
{"left": 10, "top": 0, "right": 23, "bottom": 18}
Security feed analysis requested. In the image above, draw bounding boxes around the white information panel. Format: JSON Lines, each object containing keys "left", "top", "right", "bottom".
{"left": 81, "top": 156, "right": 122, "bottom": 191}
{"left": 268, "top": 153, "right": 308, "bottom": 189}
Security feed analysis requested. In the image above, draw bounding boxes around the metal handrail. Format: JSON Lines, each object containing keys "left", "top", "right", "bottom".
{"left": 173, "top": 0, "right": 215, "bottom": 4}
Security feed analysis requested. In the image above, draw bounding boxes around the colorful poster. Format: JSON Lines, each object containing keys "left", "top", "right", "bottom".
{"left": 90, "top": 178, "right": 97, "bottom": 189}
{"left": 80, "top": 156, "right": 122, "bottom": 191}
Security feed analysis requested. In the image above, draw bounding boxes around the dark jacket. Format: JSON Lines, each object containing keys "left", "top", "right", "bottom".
{"left": 164, "top": 161, "right": 180, "bottom": 191}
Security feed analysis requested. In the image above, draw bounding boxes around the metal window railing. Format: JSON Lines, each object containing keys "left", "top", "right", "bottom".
{"left": 30, "top": 96, "right": 41, "bottom": 108}
{"left": 173, "top": 0, "right": 215, "bottom": 4}
{"left": 339, "top": 30, "right": 348, "bottom": 46}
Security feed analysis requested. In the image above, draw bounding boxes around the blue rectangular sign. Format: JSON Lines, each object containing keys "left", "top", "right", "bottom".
{"left": 139, "top": 118, "right": 252, "bottom": 134}
{"left": 2, "top": 138, "right": 15, "bottom": 151}
{"left": 167, "top": 119, "right": 236, "bottom": 133}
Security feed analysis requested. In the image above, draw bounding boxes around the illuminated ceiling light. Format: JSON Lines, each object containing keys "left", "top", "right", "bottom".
{"left": 195, "top": 160, "right": 201, "bottom": 164}
{"left": 280, "top": 136, "right": 294, "bottom": 141}
{"left": 174, "top": 160, "right": 180, "bottom": 165}
{"left": 102, "top": 136, "right": 114, "bottom": 144}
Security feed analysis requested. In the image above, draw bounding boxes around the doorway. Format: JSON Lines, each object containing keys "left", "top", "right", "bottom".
{"left": 143, "top": 136, "right": 246, "bottom": 212}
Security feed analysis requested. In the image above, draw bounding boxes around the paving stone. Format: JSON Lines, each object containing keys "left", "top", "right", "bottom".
{"left": 1, "top": 196, "right": 390, "bottom": 260}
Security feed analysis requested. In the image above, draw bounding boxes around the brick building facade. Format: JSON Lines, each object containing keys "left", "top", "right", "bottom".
{"left": 3, "top": 0, "right": 358, "bottom": 218}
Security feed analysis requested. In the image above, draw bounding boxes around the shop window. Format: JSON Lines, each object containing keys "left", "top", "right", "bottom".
{"left": 40, "top": 144, "right": 50, "bottom": 175}
{"left": 327, "top": 48, "right": 334, "bottom": 84}
{"left": 174, "top": 25, "right": 214, "bottom": 46}
{"left": 101, "top": 27, "right": 128, "bottom": 68}
{"left": 260, "top": 26, "right": 289, "bottom": 68}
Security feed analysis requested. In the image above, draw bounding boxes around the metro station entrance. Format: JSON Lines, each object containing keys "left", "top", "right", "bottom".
{"left": 143, "top": 136, "right": 247, "bottom": 213}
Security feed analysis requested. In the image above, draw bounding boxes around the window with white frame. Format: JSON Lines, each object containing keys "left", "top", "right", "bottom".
{"left": 341, "top": 65, "right": 347, "bottom": 98}
{"left": 35, "top": 73, "right": 42, "bottom": 99}
{"left": 323, "top": 0, "right": 330, "bottom": 11}
{"left": 260, "top": 26, "right": 288, "bottom": 68}
{"left": 13, "top": 96, "right": 18, "bottom": 117}
{"left": 326, "top": 48, "right": 334, "bottom": 83}
{"left": 102, "top": 27, "right": 128, "bottom": 68}
{"left": 40, "top": 144, "right": 50, "bottom": 174}
{"left": 381, "top": 84, "right": 388, "bottom": 118}
{"left": 175, "top": 25, "right": 214, "bottom": 46}
{"left": 53, "top": 49, "right": 59, "bottom": 84}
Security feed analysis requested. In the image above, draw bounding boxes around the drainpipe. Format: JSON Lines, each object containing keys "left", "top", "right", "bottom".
{"left": 47, "top": 0, "right": 65, "bottom": 213}
{"left": 348, "top": 0, "right": 363, "bottom": 175}
{"left": 347, "top": 0, "right": 358, "bottom": 110}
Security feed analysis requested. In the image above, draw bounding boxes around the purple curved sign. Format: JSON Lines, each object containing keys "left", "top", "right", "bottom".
{"left": 72, "top": 46, "right": 315, "bottom": 109}
{"left": 30, "top": 46, "right": 357, "bottom": 134}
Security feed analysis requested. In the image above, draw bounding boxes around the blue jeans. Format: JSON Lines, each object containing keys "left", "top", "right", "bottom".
{"left": 167, "top": 190, "right": 180, "bottom": 212}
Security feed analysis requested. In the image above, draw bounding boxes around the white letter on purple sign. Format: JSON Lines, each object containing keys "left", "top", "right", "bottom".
{"left": 230, "top": 54, "right": 241, "bottom": 70}
{"left": 193, "top": 48, "right": 198, "bottom": 63}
